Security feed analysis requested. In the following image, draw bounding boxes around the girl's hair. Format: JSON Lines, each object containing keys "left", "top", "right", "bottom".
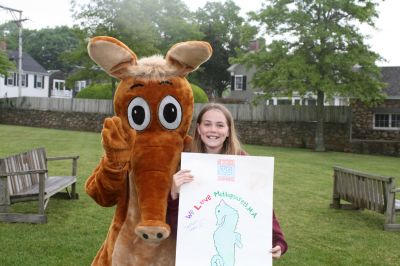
{"left": 191, "top": 103, "right": 242, "bottom": 155}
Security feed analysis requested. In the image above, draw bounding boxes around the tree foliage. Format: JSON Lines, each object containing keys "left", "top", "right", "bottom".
{"left": 0, "top": 23, "right": 79, "bottom": 72}
{"left": 236, "top": 0, "right": 386, "bottom": 151}
{"left": 69, "top": 0, "right": 204, "bottom": 95}
{"left": 23, "top": 26, "right": 80, "bottom": 71}
{"left": 0, "top": 50, "right": 15, "bottom": 76}
{"left": 192, "top": 0, "right": 257, "bottom": 98}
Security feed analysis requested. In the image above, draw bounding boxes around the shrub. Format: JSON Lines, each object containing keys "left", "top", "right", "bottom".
{"left": 75, "top": 83, "right": 113, "bottom": 99}
{"left": 191, "top": 83, "right": 208, "bottom": 103}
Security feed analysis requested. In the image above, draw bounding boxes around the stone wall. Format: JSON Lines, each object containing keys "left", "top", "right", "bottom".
{"left": 0, "top": 108, "right": 108, "bottom": 132}
{"left": 1, "top": 108, "right": 350, "bottom": 152}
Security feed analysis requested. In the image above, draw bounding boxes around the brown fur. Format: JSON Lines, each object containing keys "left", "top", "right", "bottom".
{"left": 85, "top": 37, "right": 212, "bottom": 265}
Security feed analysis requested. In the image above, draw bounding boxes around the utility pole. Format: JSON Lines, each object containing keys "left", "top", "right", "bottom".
{"left": 0, "top": 5, "right": 27, "bottom": 97}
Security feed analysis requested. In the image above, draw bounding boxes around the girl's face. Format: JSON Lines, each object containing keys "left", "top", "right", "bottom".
{"left": 197, "top": 109, "right": 229, "bottom": 154}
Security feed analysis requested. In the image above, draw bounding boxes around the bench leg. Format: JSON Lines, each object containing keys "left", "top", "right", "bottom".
{"left": 331, "top": 194, "right": 341, "bottom": 209}
{"left": 385, "top": 190, "right": 397, "bottom": 228}
{"left": 71, "top": 182, "right": 77, "bottom": 199}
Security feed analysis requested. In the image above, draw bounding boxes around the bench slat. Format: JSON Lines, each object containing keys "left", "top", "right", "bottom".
{"left": 11, "top": 176, "right": 76, "bottom": 200}
{"left": 3, "top": 148, "right": 47, "bottom": 195}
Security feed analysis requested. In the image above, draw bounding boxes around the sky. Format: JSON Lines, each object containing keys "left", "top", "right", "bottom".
{"left": 1, "top": 0, "right": 399, "bottom": 66}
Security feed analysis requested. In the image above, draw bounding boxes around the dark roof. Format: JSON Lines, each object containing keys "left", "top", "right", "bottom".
{"left": 380, "top": 66, "right": 400, "bottom": 98}
{"left": 7, "top": 50, "right": 47, "bottom": 74}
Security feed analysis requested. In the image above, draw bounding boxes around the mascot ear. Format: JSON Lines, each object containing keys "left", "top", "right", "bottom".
{"left": 87, "top": 36, "right": 137, "bottom": 79}
{"left": 166, "top": 41, "right": 212, "bottom": 76}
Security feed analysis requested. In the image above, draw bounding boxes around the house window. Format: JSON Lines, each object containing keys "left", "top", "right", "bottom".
{"left": 391, "top": 114, "right": 400, "bottom": 128}
{"left": 374, "top": 113, "right": 400, "bottom": 130}
{"left": 231, "top": 75, "right": 247, "bottom": 91}
{"left": 21, "top": 74, "right": 28, "bottom": 87}
{"left": 75, "top": 80, "right": 87, "bottom": 91}
{"left": 34, "top": 75, "right": 45, "bottom": 89}
{"left": 6, "top": 73, "right": 14, "bottom": 86}
{"left": 235, "top": 76, "right": 243, "bottom": 90}
{"left": 54, "top": 79, "right": 65, "bottom": 90}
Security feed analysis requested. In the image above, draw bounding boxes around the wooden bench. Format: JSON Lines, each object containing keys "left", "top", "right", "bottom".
{"left": 0, "top": 147, "right": 79, "bottom": 223}
{"left": 331, "top": 166, "right": 400, "bottom": 231}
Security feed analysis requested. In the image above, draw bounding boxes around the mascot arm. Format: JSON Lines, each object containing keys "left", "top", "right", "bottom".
{"left": 85, "top": 116, "right": 136, "bottom": 206}
{"left": 85, "top": 157, "right": 129, "bottom": 206}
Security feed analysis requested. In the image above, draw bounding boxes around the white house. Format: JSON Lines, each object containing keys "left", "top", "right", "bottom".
{"left": 0, "top": 50, "right": 50, "bottom": 98}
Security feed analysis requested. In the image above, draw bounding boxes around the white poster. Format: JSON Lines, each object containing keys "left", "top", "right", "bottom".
{"left": 176, "top": 152, "right": 274, "bottom": 266}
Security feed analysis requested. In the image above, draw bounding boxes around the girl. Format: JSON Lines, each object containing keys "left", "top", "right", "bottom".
{"left": 167, "top": 103, "right": 288, "bottom": 259}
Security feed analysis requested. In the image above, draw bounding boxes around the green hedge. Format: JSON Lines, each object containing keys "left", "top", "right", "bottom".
{"left": 75, "top": 83, "right": 113, "bottom": 99}
{"left": 190, "top": 83, "right": 209, "bottom": 103}
{"left": 76, "top": 82, "right": 208, "bottom": 103}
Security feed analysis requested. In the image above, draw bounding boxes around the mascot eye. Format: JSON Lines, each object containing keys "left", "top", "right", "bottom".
{"left": 158, "top": 96, "right": 182, "bottom": 130}
{"left": 127, "top": 97, "right": 151, "bottom": 131}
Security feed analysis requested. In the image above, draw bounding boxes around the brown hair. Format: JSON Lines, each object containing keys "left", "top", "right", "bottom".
{"left": 191, "top": 103, "right": 242, "bottom": 155}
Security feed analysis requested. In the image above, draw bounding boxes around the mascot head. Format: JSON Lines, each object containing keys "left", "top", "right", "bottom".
{"left": 88, "top": 36, "right": 212, "bottom": 243}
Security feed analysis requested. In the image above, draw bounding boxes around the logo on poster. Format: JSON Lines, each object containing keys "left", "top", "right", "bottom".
{"left": 217, "top": 159, "right": 235, "bottom": 181}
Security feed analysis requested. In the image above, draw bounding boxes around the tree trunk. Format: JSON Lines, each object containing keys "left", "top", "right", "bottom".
{"left": 315, "top": 89, "right": 326, "bottom": 152}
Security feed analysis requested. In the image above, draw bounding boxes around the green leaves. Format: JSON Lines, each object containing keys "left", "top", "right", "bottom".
{"left": 238, "top": 0, "right": 385, "bottom": 103}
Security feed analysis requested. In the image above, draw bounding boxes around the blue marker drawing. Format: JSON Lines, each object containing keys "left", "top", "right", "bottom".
{"left": 211, "top": 200, "right": 242, "bottom": 266}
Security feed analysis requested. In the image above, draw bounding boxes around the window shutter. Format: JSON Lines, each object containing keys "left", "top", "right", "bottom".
{"left": 231, "top": 75, "right": 235, "bottom": 91}
{"left": 4, "top": 75, "right": 6, "bottom": 85}
{"left": 26, "top": 74, "right": 29, "bottom": 87}
{"left": 34, "top": 75, "right": 37, "bottom": 88}
{"left": 243, "top": 75, "right": 247, "bottom": 90}
{"left": 13, "top": 73, "right": 16, "bottom": 86}
{"left": 42, "top": 76, "right": 45, "bottom": 88}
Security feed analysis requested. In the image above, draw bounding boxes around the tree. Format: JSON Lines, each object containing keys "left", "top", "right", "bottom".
{"left": 0, "top": 23, "right": 80, "bottom": 72}
{"left": 193, "top": 0, "right": 257, "bottom": 98}
{"left": 236, "top": 0, "right": 386, "bottom": 151}
{"left": 70, "top": 0, "right": 202, "bottom": 96}
{"left": 23, "top": 26, "right": 80, "bottom": 71}
{"left": 0, "top": 50, "right": 15, "bottom": 76}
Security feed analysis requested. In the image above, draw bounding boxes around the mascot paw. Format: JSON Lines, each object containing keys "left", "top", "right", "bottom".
{"left": 135, "top": 220, "right": 171, "bottom": 243}
{"left": 102, "top": 116, "right": 136, "bottom": 164}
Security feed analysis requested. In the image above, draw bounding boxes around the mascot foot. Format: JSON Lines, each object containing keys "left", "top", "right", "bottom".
{"left": 135, "top": 220, "right": 170, "bottom": 243}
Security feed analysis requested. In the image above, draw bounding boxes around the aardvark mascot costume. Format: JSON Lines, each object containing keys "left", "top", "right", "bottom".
{"left": 85, "top": 36, "right": 212, "bottom": 265}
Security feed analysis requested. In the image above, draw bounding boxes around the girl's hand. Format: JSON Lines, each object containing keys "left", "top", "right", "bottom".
{"left": 270, "top": 245, "right": 282, "bottom": 259}
{"left": 170, "top": 169, "right": 194, "bottom": 200}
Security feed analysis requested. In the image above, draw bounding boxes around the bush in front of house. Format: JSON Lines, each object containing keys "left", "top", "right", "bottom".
{"left": 75, "top": 83, "right": 113, "bottom": 99}
{"left": 191, "top": 83, "right": 208, "bottom": 103}
{"left": 76, "top": 82, "right": 208, "bottom": 103}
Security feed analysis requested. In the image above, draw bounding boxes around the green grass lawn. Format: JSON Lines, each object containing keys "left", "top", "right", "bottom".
{"left": 0, "top": 124, "right": 399, "bottom": 265}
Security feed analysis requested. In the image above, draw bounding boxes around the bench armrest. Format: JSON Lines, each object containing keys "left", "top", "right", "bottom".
{"left": 47, "top": 155, "right": 79, "bottom": 161}
{"left": 0, "top": 169, "right": 48, "bottom": 177}
{"left": 47, "top": 155, "right": 79, "bottom": 177}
